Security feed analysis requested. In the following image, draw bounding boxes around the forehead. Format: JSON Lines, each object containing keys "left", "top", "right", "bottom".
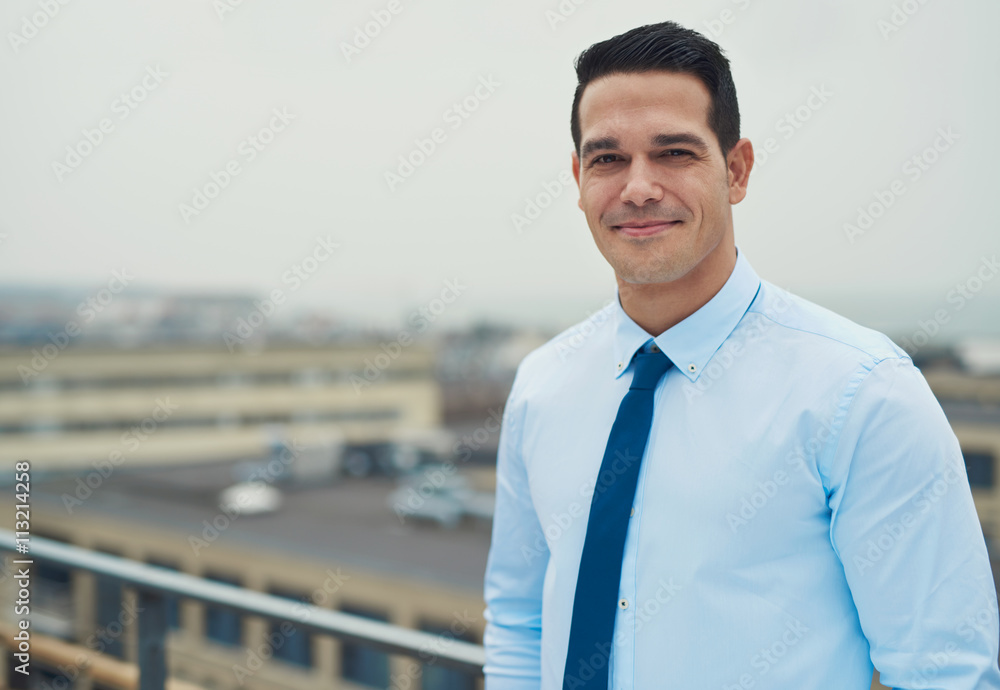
{"left": 577, "top": 71, "right": 714, "bottom": 144}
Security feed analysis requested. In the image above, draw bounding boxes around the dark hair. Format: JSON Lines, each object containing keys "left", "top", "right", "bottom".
{"left": 571, "top": 21, "right": 740, "bottom": 158}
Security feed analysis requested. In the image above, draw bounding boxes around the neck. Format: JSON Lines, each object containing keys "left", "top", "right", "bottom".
{"left": 617, "top": 242, "right": 738, "bottom": 336}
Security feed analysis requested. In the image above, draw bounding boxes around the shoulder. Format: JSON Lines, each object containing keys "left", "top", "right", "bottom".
{"left": 747, "top": 280, "right": 910, "bottom": 371}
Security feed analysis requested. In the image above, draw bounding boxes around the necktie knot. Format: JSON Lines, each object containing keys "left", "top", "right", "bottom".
{"left": 629, "top": 349, "right": 672, "bottom": 391}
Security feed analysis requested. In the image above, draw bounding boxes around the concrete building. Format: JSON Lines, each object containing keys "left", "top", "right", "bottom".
{"left": 0, "top": 344, "right": 451, "bottom": 475}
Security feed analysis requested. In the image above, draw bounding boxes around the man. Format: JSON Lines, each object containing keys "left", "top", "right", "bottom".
{"left": 482, "top": 20, "right": 1000, "bottom": 690}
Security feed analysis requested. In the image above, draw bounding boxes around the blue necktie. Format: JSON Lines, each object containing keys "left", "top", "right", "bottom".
{"left": 562, "top": 342, "right": 673, "bottom": 690}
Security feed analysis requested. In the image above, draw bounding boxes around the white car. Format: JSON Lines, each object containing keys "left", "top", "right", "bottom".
{"left": 218, "top": 481, "right": 283, "bottom": 516}
{"left": 387, "top": 469, "right": 495, "bottom": 527}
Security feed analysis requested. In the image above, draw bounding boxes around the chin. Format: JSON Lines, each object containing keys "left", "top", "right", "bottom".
{"left": 606, "top": 250, "right": 682, "bottom": 282}
{"left": 615, "top": 265, "right": 685, "bottom": 285}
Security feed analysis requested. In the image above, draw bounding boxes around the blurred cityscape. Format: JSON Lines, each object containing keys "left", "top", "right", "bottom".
{"left": 0, "top": 285, "right": 998, "bottom": 690}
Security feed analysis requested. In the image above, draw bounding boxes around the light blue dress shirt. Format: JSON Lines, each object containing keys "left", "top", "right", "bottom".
{"left": 482, "top": 247, "right": 1000, "bottom": 690}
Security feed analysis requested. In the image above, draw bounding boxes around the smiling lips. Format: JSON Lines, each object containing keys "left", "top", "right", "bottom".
{"left": 614, "top": 220, "right": 680, "bottom": 237}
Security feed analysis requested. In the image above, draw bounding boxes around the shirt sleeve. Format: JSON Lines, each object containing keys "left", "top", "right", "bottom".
{"left": 482, "top": 364, "right": 549, "bottom": 689}
{"left": 823, "top": 356, "right": 1000, "bottom": 690}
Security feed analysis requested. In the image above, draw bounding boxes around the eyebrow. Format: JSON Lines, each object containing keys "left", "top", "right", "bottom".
{"left": 580, "top": 132, "right": 711, "bottom": 159}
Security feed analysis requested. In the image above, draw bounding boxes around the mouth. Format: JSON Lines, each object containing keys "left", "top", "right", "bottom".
{"left": 613, "top": 220, "right": 680, "bottom": 238}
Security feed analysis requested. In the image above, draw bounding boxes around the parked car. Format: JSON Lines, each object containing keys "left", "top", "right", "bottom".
{"left": 218, "top": 481, "right": 283, "bottom": 515}
{"left": 387, "top": 466, "right": 494, "bottom": 528}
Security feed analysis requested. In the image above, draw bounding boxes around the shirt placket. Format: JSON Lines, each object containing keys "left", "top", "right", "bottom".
{"left": 612, "top": 438, "right": 652, "bottom": 689}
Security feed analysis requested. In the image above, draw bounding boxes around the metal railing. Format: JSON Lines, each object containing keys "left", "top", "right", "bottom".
{"left": 0, "top": 529, "right": 486, "bottom": 689}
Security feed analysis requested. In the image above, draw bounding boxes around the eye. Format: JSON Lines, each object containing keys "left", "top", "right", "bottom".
{"left": 662, "top": 149, "right": 693, "bottom": 158}
{"left": 590, "top": 154, "right": 620, "bottom": 166}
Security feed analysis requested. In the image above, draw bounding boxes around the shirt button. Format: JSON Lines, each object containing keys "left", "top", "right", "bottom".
{"left": 650, "top": 344, "right": 659, "bottom": 353}
{"left": 617, "top": 362, "right": 623, "bottom": 371}
{"left": 629, "top": 507, "right": 635, "bottom": 516}
{"left": 619, "top": 598, "right": 629, "bottom": 609}
{"left": 688, "top": 363, "right": 697, "bottom": 373}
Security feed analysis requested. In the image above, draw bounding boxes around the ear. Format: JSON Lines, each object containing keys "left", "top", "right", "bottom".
{"left": 572, "top": 150, "right": 583, "bottom": 211}
{"left": 726, "top": 138, "right": 754, "bottom": 204}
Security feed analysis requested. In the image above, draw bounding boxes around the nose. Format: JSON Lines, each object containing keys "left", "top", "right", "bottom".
{"left": 619, "top": 157, "right": 664, "bottom": 206}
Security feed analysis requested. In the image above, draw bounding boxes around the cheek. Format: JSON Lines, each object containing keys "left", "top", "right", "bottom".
{"left": 679, "top": 181, "right": 722, "bottom": 218}
{"left": 579, "top": 184, "right": 609, "bottom": 216}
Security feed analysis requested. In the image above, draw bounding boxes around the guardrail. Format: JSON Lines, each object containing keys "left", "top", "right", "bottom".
{"left": 0, "top": 529, "right": 486, "bottom": 689}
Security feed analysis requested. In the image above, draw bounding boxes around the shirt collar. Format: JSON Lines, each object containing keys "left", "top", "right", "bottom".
{"left": 612, "top": 246, "right": 761, "bottom": 382}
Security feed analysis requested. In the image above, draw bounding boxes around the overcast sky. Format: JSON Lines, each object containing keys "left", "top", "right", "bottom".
{"left": 1, "top": 0, "right": 997, "bottom": 337}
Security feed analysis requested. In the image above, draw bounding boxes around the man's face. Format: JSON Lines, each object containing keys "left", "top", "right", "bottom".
{"left": 572, "top": 70, "right": 747, "bottom": 285}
